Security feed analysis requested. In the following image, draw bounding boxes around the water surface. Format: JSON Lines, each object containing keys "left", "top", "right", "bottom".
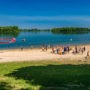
{"left": 0, "top": 31, "right": 90, "bottom": 49}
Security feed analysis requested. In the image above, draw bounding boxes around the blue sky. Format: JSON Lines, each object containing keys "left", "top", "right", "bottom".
{"left": 0, "top": 0, "right": 90, "bottom": 29}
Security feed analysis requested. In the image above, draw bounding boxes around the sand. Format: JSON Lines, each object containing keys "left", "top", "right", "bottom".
{"left": 0, "top": 45, "right": 90, "bottom": 63}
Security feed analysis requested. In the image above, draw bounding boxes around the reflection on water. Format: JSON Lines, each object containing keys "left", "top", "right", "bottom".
{"left": 0, "top": 31, "right": 20, "bottom": 37}
{"left": 52, "top": 30, "right": 90, "bottom": 35}
{"left": 0, "top": 31, "right": 90, "bottom": 49}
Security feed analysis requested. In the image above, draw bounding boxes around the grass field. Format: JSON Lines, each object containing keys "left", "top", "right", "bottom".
{"left": 0, "top": 60, "right": 90, "bottom": 90}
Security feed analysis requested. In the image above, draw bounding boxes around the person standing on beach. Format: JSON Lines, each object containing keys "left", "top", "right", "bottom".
{"left": 85, "top": 51, "right": 90, "bottom": 59}
{"left": 83, "top": 46, "right": 86, "bottom": 52}
{"left": 52, "top": 47, "right": 55, "bottom": 53}
{"left": 87, "top": 51, "right": 90, "bottom": 57}
{"left": 67, "top": 46, "right": 70, "bottom": 53}
{"left": 81, "top": 48, "right": 84, "bottom": 54}
{"left": 45, "top": 45, "right": 48, "bottom": 51}
{"left": 21, "top": 47, "right": 23, "bottom": 51}
{"left": 75, "top": 46, "right": 78, "bottom": 53}
{"left": 42, "top": 45, "right": 45, "bottom": 51}
{"left": 42, "top": 44, "right": 46, "bottom": 51}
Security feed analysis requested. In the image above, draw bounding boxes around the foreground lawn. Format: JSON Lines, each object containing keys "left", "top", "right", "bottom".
{"left": 0, "top": 61, "right": 90, "bottom": 90}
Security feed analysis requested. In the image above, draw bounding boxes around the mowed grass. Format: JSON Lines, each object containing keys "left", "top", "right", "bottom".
{"left": 0, "top": 61, "right": 90, "bottom": 90}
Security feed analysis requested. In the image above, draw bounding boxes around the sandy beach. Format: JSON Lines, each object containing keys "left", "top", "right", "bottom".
{"left": 0, "top": 45, "right": 90, "bottom": 63}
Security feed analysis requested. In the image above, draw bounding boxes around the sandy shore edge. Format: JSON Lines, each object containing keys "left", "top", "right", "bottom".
{"left": 0, "top": 45, "right": 90, "bottom": 63}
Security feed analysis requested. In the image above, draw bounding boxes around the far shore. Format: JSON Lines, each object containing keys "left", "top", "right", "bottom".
{"left": 0, "top": 44, "right": 90, "bottom": 63}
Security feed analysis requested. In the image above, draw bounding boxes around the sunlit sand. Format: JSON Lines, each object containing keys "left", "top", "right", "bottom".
{"left": 0, "top": 45, "right": 90, "bottom": 63}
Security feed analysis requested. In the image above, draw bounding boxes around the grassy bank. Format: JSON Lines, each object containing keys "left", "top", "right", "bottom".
{"left": 0, "top": 61, "right": 90, "bottom": 90}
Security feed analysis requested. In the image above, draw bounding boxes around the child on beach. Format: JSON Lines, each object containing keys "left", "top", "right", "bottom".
{"left": 21, "top": 47, "right": 23, "bottom": 51}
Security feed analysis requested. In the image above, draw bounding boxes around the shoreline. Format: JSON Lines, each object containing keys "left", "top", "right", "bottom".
{"left": 0, "top": 43, "right": 89, "bottom": 50}
{"left": 0, "top": 44, "right": 90, "bottom": 63}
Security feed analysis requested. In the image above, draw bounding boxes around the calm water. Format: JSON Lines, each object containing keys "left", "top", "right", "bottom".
{"left": 0, "top": 31, "right": 90, "bottom": 49}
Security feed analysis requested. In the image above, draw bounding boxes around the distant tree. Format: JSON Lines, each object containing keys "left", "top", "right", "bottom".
{"left": 0, "top": 26, "right": 20, "bottom": 37}
{"left": 51, "top": 27, "right": 90, "bottom": 34}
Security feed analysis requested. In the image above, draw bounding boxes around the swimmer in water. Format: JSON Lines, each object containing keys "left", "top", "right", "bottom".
{"left": 70, "top": 38, "right": 72, "bottom": 41}
{"left": 22, "top": 38, "right": 26, "bottom": 42}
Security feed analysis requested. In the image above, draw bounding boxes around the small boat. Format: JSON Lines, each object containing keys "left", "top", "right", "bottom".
{"left": 0, "top": 38, "right": 16, "bottom": 44}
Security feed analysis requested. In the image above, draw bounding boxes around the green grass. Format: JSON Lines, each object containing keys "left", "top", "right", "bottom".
{"left": 0, "top": 61, "right": 90, "bottom": 90}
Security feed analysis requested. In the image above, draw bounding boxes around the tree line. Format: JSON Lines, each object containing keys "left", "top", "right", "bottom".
{"left": 51, "top": 27, "right": 90, "bottom": 34}
{"left": 0, "top": 26, "right": 90, "bottom": 36}
{"left": 0, "top": 26, "right": 20, "bottom": 37}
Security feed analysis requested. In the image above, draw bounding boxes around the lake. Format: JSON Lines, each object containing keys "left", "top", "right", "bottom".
{"left": 0, "top": 31, "right": 90, "bottom": 49}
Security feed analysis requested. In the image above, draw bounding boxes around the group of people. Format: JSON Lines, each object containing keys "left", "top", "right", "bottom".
{"left": 42, "top": 45, "right": 70, "bottom": 55}
{"left": 41, "top": 45, "right": 90, "bottom": 57}
{"left": 72, "top": 46, "right": 86, "bottom": 54}
{"left": 72, "top": 46, "right": 90, "bottom": 58}
{"left": 41, "top": 45, "right": 49, "bottom": 51}
{"left": 51, "top": 46, "right": 70, "bottom": 55}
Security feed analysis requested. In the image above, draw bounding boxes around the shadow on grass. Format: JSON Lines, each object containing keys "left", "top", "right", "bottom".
{"left": 6, "top": 64, "right": 90, "bottom": 90}
{"left": 0, "top": 82, "right": 12, "bottom": 90}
